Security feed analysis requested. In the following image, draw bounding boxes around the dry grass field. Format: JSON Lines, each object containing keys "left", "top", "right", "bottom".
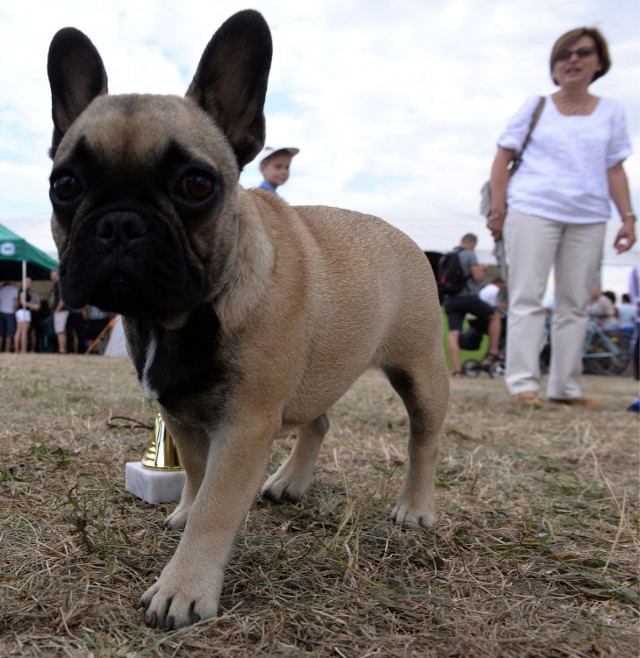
{"left": 0, "top": 353, "right": 638, "bottom": 657}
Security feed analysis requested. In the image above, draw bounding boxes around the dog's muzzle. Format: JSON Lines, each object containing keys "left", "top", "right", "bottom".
{"left": 59, "top": 207, "right": 206, "bottom": 317}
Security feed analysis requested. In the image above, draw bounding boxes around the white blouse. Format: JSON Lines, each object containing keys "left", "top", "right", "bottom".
{"left": 498, "top": 95, "right": 632, "bottom": 224}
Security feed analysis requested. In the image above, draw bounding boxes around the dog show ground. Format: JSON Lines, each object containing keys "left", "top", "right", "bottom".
{"left": 1, "top": 353, "right": 637, "bottom": 657}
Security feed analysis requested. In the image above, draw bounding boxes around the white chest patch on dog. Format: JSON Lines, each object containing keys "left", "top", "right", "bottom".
{"left": 142, "top": 332, "right": 160, "bottom": 399}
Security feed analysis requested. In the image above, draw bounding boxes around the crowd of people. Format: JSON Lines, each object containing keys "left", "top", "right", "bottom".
{"left": 0, "top": 270, "right": 113, "bottom": 354}
{"left": 440, "top": 238, "right": 638, "bottom": 340}
{"left": 441, "top": 236, "right": 638, "bottom": 404}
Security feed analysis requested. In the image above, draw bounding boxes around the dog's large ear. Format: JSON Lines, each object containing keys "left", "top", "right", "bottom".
{"left": 187, "top": 10, "right": 272, "bottom": 169}
{"left": 47, "top": 28, "right": 108, "bottom": 159}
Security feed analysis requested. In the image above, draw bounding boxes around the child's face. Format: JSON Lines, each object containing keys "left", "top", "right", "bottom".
{"left": 260, "top": 153, "right": 293, "bottom": 188}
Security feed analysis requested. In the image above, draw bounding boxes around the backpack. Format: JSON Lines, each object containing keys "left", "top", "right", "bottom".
{"left": 437, "top": 248, "right": 469, "bottom": 299}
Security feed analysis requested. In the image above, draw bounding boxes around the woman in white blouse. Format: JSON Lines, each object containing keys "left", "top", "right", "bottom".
{"left": 486, "top": 27, "right": 636, "bottom": 408}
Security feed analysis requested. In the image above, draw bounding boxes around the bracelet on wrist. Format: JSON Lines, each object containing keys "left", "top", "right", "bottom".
{"left": 622, "top": 211, "right": 636, "bottom": 221}
{"left": 488, "top": 212, "right": 504, "bottom": 221}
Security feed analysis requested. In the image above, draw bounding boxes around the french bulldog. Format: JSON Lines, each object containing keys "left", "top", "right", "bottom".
{"left": 47, "top": 10, "right": 448, "bottom": 629}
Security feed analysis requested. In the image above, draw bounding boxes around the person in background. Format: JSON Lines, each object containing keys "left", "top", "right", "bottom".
{"left": 257, "top": 146, "right": 299, "bottom": 194}
{"left": 36, "top": 299, "right": 55, "bottom": 352}
{"left": 629, "top": 267, "right": 640, "bottom": 382}
{"left": 586, "top": 284, "right": 617, "bottom": 330}
{"left": 24, "top": 277, "right": 41, "bottom": 351}
{"left": 486, "top": 27, "right": 635, "bottom": 408}
{"left": 442, "top": 233, "right": 502, "bottom": 377}
{"left": 66, "top": 305, "right": 87, "bottom": 354}
{"left": 480, "top": 276, "right": 509, "bottom": 354}
{"left": 479, "top": 276, "right": 508, "bottom": 313}
{"left": 15, "top": 277, "right": 41, "bottom": 353}
{"left": 627, "top": 267, "right": 640, "bottom": 412}
{"left": 602, "top": 290, "right": 620, "bottom": 325}
{"left": 86, "top": 305, "right": 113, "bottom": 353}
{"left": 50, "top": 270, "right": 69, "bottom": 354}
{"left": 0, "top": 281, "right": 19, "bottom": 352}
{"left": 617, "top": 292, "right": 635, "bottom": 330}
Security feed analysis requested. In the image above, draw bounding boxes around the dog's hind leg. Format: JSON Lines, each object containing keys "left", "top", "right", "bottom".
{"left": 261, "top": 414, "right": 329, "bottom": 502}
{"left": 384, "top": 363, "right": 448, "bottom": 529}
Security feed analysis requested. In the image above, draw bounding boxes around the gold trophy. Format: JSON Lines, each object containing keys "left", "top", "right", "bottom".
{"left": 125, "top": 413, "right": 185, "bottom": 503}
{"left": 141, "top": 414, "right": 183, "bottom": 470}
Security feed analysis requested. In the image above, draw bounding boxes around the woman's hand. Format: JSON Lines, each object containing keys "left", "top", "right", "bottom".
{"left": 608, "top": 163, "right": 636, "bottom": 253}
{"left": 486, "top": 210, "right": 506, "bottom": 241}
{"left": 613, "top": 216, "right": 636, "bottom": 253}
{"left": 486, "top": 147, "right": 513, "bottom": 242}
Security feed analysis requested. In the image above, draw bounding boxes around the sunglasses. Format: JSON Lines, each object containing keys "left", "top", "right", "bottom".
{"left": 555, "top": 46, "right": 596, "bottom": 62}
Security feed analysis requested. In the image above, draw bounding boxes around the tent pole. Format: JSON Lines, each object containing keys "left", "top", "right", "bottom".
{"left": 21, "top": 260, "right": 27, "bottom": 353}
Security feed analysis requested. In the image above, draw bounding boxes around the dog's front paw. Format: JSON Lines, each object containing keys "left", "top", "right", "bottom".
{"left": 138, "top": 563, "right": 223, "bottom": 630}
{"left": 390, "top": 500, "right": 436, "bottom": 530}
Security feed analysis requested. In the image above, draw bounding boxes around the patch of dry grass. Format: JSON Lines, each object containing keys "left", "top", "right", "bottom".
{"left": 0, "top": 354, "right": 638, "bottom": 657}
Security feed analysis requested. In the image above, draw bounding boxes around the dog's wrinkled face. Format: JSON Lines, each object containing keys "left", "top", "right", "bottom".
{"left": 50, "top": 95, "right": 238, "bottom": 321}
{"left": 47, "top": 11, "right": 272, "bottom": 326}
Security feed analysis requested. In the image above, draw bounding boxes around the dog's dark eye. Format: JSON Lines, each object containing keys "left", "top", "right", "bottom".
{"left": 51, "top": 174, "right": 83, "bottom": 202}
{"left": 179, "top": 173, "right": 216, "bottom": 202}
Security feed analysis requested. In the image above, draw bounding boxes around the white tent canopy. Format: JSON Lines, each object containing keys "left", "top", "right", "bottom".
{"left": 104, "top": 316, "right": 127, "bottom": 357}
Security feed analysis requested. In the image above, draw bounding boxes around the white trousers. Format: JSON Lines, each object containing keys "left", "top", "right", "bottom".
{"left": 504, "top": 210, "right": 606, "bottom": 399}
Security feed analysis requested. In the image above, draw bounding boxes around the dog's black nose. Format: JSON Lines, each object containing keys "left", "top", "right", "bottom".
{"left": 97, "top": 211, "right": 147, "bottom": 247}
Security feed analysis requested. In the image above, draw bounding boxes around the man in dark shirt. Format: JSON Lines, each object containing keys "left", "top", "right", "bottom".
{"left": 442, "top": 233, "right": 502, "bottom": 376}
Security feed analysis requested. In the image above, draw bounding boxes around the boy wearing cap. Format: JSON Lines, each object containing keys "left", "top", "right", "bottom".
{"left": 258, "top": 146, "right": 299, "bottom": 194}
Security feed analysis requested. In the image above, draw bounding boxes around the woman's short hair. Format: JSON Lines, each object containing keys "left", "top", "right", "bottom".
{"left": 549, "top": 27, "right": 611, "bottom": 85}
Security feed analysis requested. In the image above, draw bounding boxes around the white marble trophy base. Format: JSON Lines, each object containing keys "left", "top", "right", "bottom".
{"left": 125, "top": 461, "right": 185, "bottom": 504}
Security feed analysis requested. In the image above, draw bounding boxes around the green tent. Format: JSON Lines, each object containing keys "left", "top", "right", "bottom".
{"left": 0, "top": 223, "right": 58, "bottom": 281}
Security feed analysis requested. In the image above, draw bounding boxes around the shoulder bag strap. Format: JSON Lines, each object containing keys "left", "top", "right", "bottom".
{"left": 520, "top": 96, "right": 546, "bottom": 155}
{"left": 509, "top": 96, "right": 545, "bottom": 174}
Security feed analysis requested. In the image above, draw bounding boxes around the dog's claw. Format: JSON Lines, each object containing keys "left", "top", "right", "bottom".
{"left": 260, "top": 489, "right": 282, "bottom": 504}
{"left": 166, "top": 616, "right": 175, "bottom": 631}
{"left": 261, "top": 485, "right": 301, "bottom": 504}
{"left": 149, "top": 611, "right": 158, "bottom": 628}
{"left": 281, "top": 487, "right": 300, "bottom": 503}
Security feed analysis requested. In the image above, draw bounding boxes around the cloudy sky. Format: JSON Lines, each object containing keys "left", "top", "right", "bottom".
{"left": 0, "top": 0, "right": 638, "bottom": 292}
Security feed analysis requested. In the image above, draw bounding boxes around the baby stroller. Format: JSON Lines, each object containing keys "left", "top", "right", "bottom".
{"left": 459, "top": 317, "right": 506, "bottom": 379}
